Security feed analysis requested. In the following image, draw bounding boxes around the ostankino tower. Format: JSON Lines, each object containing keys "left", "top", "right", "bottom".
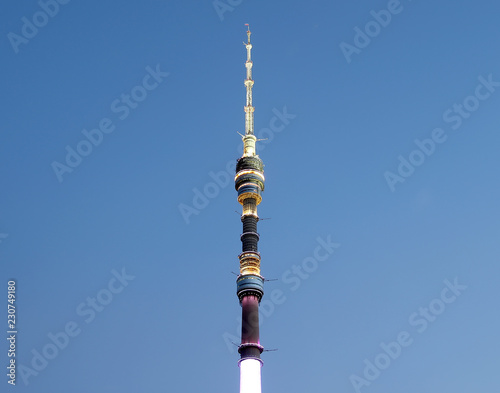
{"left": 234, "top": 25, "right": 266, "bottom": 393}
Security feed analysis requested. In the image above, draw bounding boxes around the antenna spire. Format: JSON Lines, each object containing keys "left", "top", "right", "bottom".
{"left": 242, "top": 24, "right": 256, "bottom": 156}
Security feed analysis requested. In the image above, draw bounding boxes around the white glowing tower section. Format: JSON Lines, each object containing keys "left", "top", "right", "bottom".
{"left": 240, "top": 359, "right": 262, "bottom": 393}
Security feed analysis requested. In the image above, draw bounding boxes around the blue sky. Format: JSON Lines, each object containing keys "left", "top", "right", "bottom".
{"left": 1, "top": 0, "right": 499, "bottom": 392}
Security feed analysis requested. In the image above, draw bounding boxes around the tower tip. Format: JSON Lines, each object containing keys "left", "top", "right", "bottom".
{"left": 245, "top": 24, "right": 251, "bottom": 43}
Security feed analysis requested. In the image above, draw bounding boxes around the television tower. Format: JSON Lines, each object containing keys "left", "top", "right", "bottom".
{"left": 235, "top": 25, "right": 265, "bottom": 393}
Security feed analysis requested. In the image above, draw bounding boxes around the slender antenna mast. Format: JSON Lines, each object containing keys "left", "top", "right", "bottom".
{"left": 241, "top": 24, "right": 257, "bottom": 157}
{"left": 244, "top": 23, "right": 253, "bottom": 135}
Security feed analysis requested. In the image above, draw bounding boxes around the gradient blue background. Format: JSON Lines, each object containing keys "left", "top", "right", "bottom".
{"left": 1, "top": 1, "right": 499, "bottom": 392}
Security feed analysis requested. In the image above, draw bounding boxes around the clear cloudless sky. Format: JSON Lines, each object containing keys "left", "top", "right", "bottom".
{"left": 1, "top": 1, "right": 500, "bottom": 392}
